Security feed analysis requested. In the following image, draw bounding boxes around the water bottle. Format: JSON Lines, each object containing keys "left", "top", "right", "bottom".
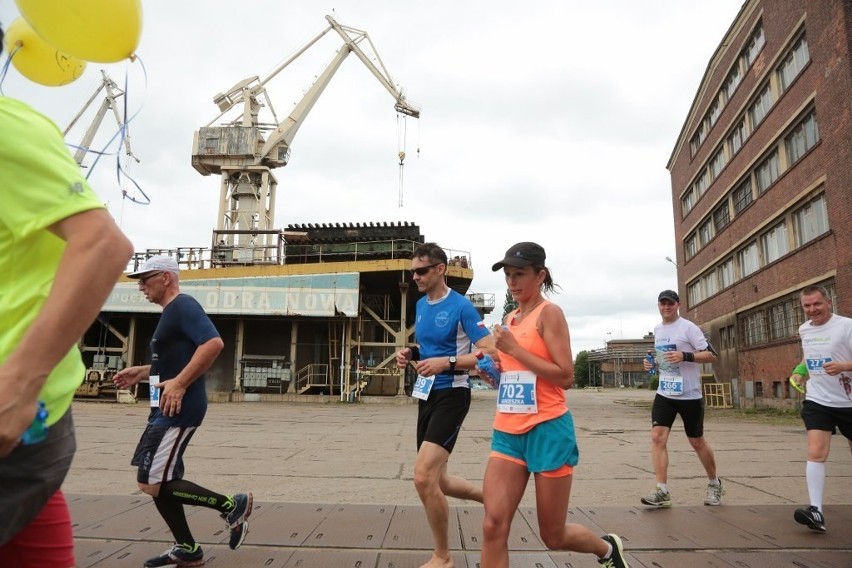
{"left": 645, "top": 351, "right": 657, "bottom": 376}
{"left": 475, "top": 351, "right": 501, "bottom": 386}
{"left": 20, "top": 401, "right": 49, "bottom": 446}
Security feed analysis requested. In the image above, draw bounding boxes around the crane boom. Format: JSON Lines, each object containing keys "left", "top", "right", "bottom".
{"left": 190, "top": 15, "right": 419, "bottom": 263}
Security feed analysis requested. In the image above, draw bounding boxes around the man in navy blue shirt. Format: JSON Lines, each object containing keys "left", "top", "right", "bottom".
{"left": 114, "top": 256, "right": 251, "bottom": 567}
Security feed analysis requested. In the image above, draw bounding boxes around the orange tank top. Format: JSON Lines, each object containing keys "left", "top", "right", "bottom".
{"left": 494, "top": 300, "right": 568, "bottom": 434}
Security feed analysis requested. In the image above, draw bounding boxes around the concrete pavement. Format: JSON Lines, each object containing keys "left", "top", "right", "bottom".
{"left": 65, "top": 388, "right": 852, "bottom": 567}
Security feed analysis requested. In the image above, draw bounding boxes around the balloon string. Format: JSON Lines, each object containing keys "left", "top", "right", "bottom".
{"left": 84, "top": 56, "right": 151, "bottom": 205}
{"left": 0, "top": 46, "right": 22, "bottom": 93}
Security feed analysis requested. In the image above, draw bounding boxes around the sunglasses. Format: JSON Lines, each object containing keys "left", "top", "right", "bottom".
{"left": 411, "top": 263, "right": 441, "bottom": 276}
{"left": 138, "top": 272, "right": 164, "bottom": 285}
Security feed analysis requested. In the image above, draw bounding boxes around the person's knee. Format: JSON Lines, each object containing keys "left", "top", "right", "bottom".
{"left": 650, "top": 429, "right": 668, "bottom": 446}
{"left": 138, "top": 482, "right": 159, "bottom": 497}
{"left": 538, "top": 523, "right": 566, "bottom": 550}
{"left": 688, "top": 436, "right": 707, "bottom": 451}
{"left": 413, "top": 464, "right": 439, "bottom": 495}
{"left": 482, "top": 512, "right": 511, "bottom": 541}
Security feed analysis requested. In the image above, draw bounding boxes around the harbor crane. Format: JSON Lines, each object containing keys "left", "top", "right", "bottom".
{"left": 191, "top": 15, "right": 420, "bottom": 263}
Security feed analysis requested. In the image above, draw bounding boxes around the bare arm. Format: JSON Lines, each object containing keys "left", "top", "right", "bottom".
{"left": 0, "top": 209, "right": 133, "bottom": 455}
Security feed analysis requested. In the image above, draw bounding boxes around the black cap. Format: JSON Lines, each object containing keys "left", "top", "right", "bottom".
{"left": 492, "top": 242, "right": 546, "bottom": 271}
{"left": 658, "top": 289, "right": 680, "bottom": 303}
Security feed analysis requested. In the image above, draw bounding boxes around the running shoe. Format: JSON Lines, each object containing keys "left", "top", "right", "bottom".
{"left": 704, "top": 480, "right": 724, "bottom": 506}
{"left": 222, "top": 492, "right": 253, "bottom": 549}
{"left": 794, "top": 505, "right": 826, "bottom": 532}
{"left": 598, "top": 534, "right": 629, "bottom": 568}
{"left": 640, "top": 487, "right": 672, "bottom": 507}
{"left": 143, "top": 543, "right": 203, "bottom": 567}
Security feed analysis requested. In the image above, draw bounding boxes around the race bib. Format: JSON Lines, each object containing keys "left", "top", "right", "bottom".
{"left": 497, "top": 371, "right": 537, "bottom": 413}
{"left": 806, "top": 355, "right": 832, "bottom": 372}
{"left": 149, "top": 375, "right": 161, "bottom": 407}
{"left": 411, "top": 375, "right": 435, "bottom": 401}
{"left": 660, "top": 374, "right": 684, "bottom": 396}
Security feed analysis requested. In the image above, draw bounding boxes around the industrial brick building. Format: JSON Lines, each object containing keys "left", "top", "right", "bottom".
{"left": 666, "top": 0, "right": 852, "bottom": 408}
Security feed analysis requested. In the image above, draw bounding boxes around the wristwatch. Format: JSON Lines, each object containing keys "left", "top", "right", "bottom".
{"left": 448, "top": 356, "right": 457, "bottom": 372}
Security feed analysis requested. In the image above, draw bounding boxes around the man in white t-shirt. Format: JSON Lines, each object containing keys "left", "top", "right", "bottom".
{"left": 641, "top": 290, "right": 723, "bottom": 507}
{"left": 789, "top": 284, "right": 852, "bottom": 533}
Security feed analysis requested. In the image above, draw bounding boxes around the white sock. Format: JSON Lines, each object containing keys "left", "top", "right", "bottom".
{"left": 600, "top": 540, "right": 613, "bottom": 559}
{"left": 708, "top": 478, "right": 721, "bottom": 486}
{"left": 657, "top": 482, "right": 669, "bottom": 493}
{"left": 806, "top": 460, "right": 825, "bottom": 510}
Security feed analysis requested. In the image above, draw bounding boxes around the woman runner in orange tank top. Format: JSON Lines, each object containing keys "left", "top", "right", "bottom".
{"left": 481, "top": 242, "right": 630, "bottom": 568}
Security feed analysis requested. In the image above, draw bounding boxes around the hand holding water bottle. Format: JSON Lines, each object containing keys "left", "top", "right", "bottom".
{"left": 475, "top": 350, "right": 501, "bottom": 387}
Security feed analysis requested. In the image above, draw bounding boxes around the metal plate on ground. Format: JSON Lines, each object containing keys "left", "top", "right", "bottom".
{"left": 466, "top": 551, "right": 558, "bottom": 568}
{"left": 73, "top": 539, "right": 134, "bottom": 568}
{"left": 518, "top": 506, "right": 604, "bottom": 540}
{"left": 550, "top": 550, "right": 639, "bottom": 568}
{"left": 577, "top": 506, "right": 700, "bottom": 550}
{"left": 636, "top": 505, "right": 767, "bottom": 548}
{"left": 704, "top": 505, "right": 849, "bottom": 549}
{"left": 382, "top": 505, "right": 450, "bottom": 549}
{"left": 303, "top": 504, "right": 394, "bottom": 548}
{"left": 457, "top": 506, "right": 543, "bottom": 551}
{"left": 378, "top": 550, "right": 469, "bottom": 568}
{"left": 68, "top": 494, "right": 149, "bottom": 533}
{"left": 282, "top": 549, "right": 379, "bottom": 568}
{"left": 716, "top": 550, "right": 852, "bottom": 568}
{"left": 73, "top": 500, "right": 173, "bottom": 541}
{"left": 629, "top": 551, "right": 737, "bottom": 567}
{"left": 202, "top": 544, "right": 293, "bottom": 567}
{"left": 234, "top": 501, "right": 332, "bottom": 546}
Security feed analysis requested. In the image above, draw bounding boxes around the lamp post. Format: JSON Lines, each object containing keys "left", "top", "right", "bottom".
{"left": 665, "top": 256, "right": 678, "bottom": 268}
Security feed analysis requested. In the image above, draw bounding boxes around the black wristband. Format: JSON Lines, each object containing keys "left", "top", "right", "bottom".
{"left": 409, "top": 346, "right": 420, "bottom": 360}
{"left": 683, "top": 351, "right": 694, "bottom": 363}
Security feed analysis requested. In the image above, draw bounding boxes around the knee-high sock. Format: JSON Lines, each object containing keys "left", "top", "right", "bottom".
{"left": 806, "top": 460, "right": 825, "bottom": 510}
{"left": 153, "top": 497, "right": 194, "bottom": 546}
{"left": 159, "top": 479, "right": 233, "bottom": 514}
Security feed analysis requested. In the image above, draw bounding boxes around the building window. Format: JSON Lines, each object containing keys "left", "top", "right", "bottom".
{"left": 713, "top": 203, "right": 730, "bottom": 233}
{"left": 728, "top": 119, "right": 746, "bottom": 156}
{"left": 724, "top": 63, "right": 742, "bottom": 101}
{"left": 707, "top": 98, "right": 721, "bottom": 128}
{"left": 719, "top": 258, "right": 734, "bottom": 289}
{"left": 743, "top": 24, "right": 765, "bottom": 67}
{"left": 778, "top": 35, "right": 810, "bottom": 91}
{"left": 682, "top": 187, "right": 696, "bottom": 217}
{"left": 732, "top": 179, "right": 753, "bottom": 214}
{"left": 741, "top": 310, "right": 768, "bottom": 347}
{"left": 794, "top": 194, "right": 829, "bottom": 245}
{"left": 755, "top": 150, "right": 780, "bottom": 193}
{"left": 709, "top": 149, "right": 725, "bottom": 179}
{"left": 699, "top": 219, "right": 714, "bottom": 247}
{"left": 694, "top": 169, "right": 709, "bottom": 197}
{"left": 769, "top": 299, "right": 798, "bottom": 341}
{"left": 786, "top": 111, "right": 819, "bottom": 164}
{"left": 702, "top": 271, "right": 718, "bottom": 298}
{"left": 761, "top": 221, "right": 788, "bottom": 264}
{"left": 685, "top": 233, "right": 698, "bottom": 260}
{"left": 748, "top": 84, "right": 773, "bottom": 129}
{"left": 739, "top": 241, "right": 759, "bottom": 277}
{"left": 688, "top": 281, "right": 703, "bottom": 306}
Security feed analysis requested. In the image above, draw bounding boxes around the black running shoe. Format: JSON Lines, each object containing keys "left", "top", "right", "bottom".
{"left": 794, "top": 505, "right": 826, "bottom": 532}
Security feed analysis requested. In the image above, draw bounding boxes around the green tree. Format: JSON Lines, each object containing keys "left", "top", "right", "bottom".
{"left": 574, "top": 350, "right": 590, "bottom": 388}
{"left": 501, "top": 289, "right": 518, "bottom": 322}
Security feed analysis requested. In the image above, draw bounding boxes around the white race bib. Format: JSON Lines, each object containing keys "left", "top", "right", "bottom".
{"left": 496, "top": 371, "right": 537, "bottom": 413}
{"left": 660, "top": 374, "right": 684, "bottom": 396}
{"left": 411, "top": 375, "right": 435, "bottom": 401}
{"left": 149, "top": 375, "right": 161, "bottom": 407}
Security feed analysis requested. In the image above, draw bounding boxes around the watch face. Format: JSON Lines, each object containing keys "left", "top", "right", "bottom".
{"left": 449, "top": 356, "right": 457, "bottom": 364}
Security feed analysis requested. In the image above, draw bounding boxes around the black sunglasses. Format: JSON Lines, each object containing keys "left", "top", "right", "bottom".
{"left": 138, "top": 272, "right": 164, "bottom": 285}
{"left": 411, "top": 263, "right": 441, "bottom": 276}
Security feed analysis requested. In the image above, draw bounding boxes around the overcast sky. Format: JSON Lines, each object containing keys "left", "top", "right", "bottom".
{"left": 1, "top": 0, "right": 745, "bottom": 354}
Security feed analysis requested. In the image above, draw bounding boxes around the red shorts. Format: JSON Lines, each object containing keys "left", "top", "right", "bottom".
{"left": 0, "top": 489, "right": 75, "bottom": 568}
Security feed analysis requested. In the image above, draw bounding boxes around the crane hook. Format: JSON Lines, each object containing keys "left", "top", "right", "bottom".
{"left": 398, "top": 150, "right": 406, "bottom": 165}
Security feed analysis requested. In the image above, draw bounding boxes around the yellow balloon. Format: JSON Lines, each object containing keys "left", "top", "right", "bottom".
{"left": 15, "top": 0, "right": 142, "bottom": 63}
{"left": 4, "top": 18, "right": 86, "bottom": 87}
